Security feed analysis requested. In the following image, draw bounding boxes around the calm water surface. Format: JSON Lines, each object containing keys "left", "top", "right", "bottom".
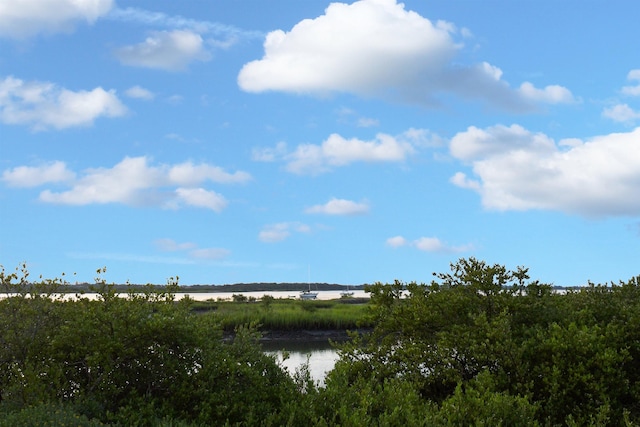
{"left": 263, "top": 341, "right": 340, "bottom": 385}
{"left": 13, "top": 290, "right": 369, "bottom": 301}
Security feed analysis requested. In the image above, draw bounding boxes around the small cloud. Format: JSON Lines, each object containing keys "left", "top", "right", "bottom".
{"left": 2, "top": 161, "right": 75, "bottom": 187}
{"left": 414, "top": 237, "right": 445, "bottom": 252}
{"left": 7, "top": 156, "right": 250, "bottom": 212}
{"left": 602, "top": 104, "right": 640, "bottom": 124}
{"left": 0, "top": 0, "right": 113, "bottom": 39}
{"left": 335, "top": 106, "right": 379, "bottom": 128}
{"left": 173, "top": 188, "right": 227, "bottom": 212}
{"left": 166, "top": 95, "right": 184, "bottom": 105}
{"left": 114, "top": 30, "right": 211, "bottom": 71}
{"left": 0, "top": 76, "right": 126, "bottom": 130}
{"left": 414, "top": 236, "right": 473, "bottom": 253}
{"left": 125, "top": 85, "right": 155, "bottom": 100}
{"left": 252, "top": 141, "right": 287, "bottom": 162}
{"left": 450, "top": 172, "right": 480, "bottom": 191}
{"left": 305, "top": 198, "right": 369, "bottom": 215}
{"left": 622, "top": 69, "right": 640, "bottom": 97}
{"left": 357, "top": 117, "right": 379, "bottom": 128}
{"left": 168, "top": 162, "right": 251, "bottom": 185}
{"left": 386, "top": 235, "right": 472, "bottom": 252}
{"left": 253, "top": 129, "right": 431, "bottom": 175}
{"left": 386, "top": 235, "right": 408, "bottom": 248}
{"left": 518, "top": 82, "right": 575, "bottom": 104}
{"left": 285, "top": 132, "right": 416, "bottom": 175}
{"left": 258, "top": 222, "right": 310, "bottom": 243}
{"left": 460, "top": 27, "right": 473, "bottom": 38}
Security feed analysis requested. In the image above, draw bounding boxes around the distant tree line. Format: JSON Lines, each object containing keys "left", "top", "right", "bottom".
{"left": 8, "top": 281, "right": 363, "bottom": 294}
{"left": 1, "top": 259, "right": 640, "bottom": 426}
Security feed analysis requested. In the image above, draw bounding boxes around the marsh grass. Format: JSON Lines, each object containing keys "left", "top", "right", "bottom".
{"left": 195, "top": 299, "right": 370, "bottom": 331}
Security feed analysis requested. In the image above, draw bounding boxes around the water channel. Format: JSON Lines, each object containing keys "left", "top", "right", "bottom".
{"left": 262, "top": 340, "right": 340, "bottom": 385}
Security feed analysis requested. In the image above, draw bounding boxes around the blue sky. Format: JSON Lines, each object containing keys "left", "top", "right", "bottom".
{"left": 1, "top": 0, "right": 639, "bottom": 286}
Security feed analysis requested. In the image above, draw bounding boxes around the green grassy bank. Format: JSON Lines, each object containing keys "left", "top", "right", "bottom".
{"left": 190, "top": 297, "right": 372, "bottom": 332}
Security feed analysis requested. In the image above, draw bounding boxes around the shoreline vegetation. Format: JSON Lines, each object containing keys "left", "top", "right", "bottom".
{"left": 3, "top": 258, "right": 640, "bottom": 426}
{"left": 11, "top": 281, "right": 367, "bottom": 294}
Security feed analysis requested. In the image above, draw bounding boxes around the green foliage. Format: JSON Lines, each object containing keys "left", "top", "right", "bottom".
{"left": 0, "top": 266, "right": 298, "bottom": 426}
{"left": 3, "top": 259, "right": 640, "bottom": 426}
{"left": 326, "top": 258, "right": 640, "bottom": 426}
{"left": 0, "top": 402, "right": 107, "bottom": 427}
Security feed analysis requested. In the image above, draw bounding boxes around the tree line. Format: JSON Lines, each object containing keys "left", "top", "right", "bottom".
{"left": 1, "top": 259, "right": 640, "bottom": 426}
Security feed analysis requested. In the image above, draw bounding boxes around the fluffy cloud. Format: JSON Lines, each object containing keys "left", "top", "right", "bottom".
{"left": 114, "top": 30, "right": 211, "bottom": 71}
{"left": 238, "top": 0, "right": 573, "bottom": 111}
{"left": 173, "top": 188, "right": 227, "bottom": 212}
{"left": 168, "top": 162, "right": 251, "bottom": 185}
{"left": 602, "top": 70, "right": 640, "bottom": 123}
{"left": 602, "top": 104, "right": 640, "bottom": 124}
{"left": 3, "top": 156, "right": 250, "bottom": 211}
{"left": 255, "top": 130, "right": 422, "bottom": 175}
{"left": 387, "top": 235, "right": 472, "bottom": 253}
{"left": 517, "top": 82, "right": 575, "bottom": 104}
{"left": 305, "top": 198, "right": 370, "bottom": 215}
{"left": 0, "top": 0, "right": 113, "bottom": 38}
{"left": 622, "top": 69, "right": 640, "bottom": 97}
{"left": 259, "top": 222, "right": 310, "bottom": 243}
{"left": 450, "top": 125, "right": 640, "bottom": 217}
{"left": 0, "top": 76, "right": 126, "bottom": 130}
{"left": 2, "top": 161, "right": 75, "bottom": 187}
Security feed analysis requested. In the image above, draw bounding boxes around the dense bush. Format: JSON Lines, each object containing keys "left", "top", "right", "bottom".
{"left": 0, "top": 267, "right": 298, "bottom": 426}
{"left": 321, "top": 258, "right": 640, "bottom": 426}
{"left": 2, "top": 259, "right": 640, "bottom": 425}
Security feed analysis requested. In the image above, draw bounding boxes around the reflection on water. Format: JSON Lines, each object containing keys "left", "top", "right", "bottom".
{"left": 263, "top": 340, "right": 339, "bottom": 385}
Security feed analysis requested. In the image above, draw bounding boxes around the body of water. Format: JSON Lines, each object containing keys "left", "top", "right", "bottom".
{"left": 263, "top": 341, "right": 340, "bottom": 385}
{"left": 0, "top": 290, "right": 369, "bottom": 301}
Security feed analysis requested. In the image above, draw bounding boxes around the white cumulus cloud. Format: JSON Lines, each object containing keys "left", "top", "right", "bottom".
{"left": 5, "top": 156, "right": 250, "bottom": 212}
{"left": 305, "top": 198, "right": 370, "bottom": 215}
{"left": 114, "top": 30, "right": 211, "bottom": 71}
{"left": 168, "top": 162, "right": 251, "bottom": 185}
{"left": 173, "top": 188, "right": 227, "bottom": 212}
{"left": 238, "top": 0, "right": 573, "bottom": 111}
{"left": 622, "top": 69, "right": 640, "bottom": 97}
{"left": 261, "top": 130, "right": 418, "bottom": 175}
{"left": 450, "top": 125, "right": 640, "bottom": 217}
{"left": 518, "top": 82, "right": 575, "bottom": 104}
{"left": 0, "top": 0, "right": 113, "bottom": 38}
{"left": 0, "top": 76, "right": 126, "bottom": 130}
{"left": 2, "top": 161, "right": 76, "bottom": 187}
{"left": 602, "top": 104, "right": 640, "bottom": 124}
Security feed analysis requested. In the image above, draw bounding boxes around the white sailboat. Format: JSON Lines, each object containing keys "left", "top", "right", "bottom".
{"left": 300, "top": 265, "right": 318, "bottom": 300}
{"left": 340, "top": 284, "right": 354, "bottom": 298}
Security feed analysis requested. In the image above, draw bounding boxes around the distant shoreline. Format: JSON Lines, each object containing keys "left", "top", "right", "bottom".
{"left": 13, "top": 282, "right": 366, "bottom": 293}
